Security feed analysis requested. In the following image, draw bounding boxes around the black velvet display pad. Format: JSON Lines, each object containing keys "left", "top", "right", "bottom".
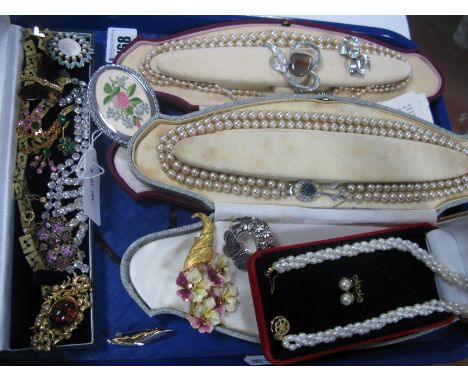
{"left": 250, "top": 225, "right": 453, "bottom": 363}
{"left": 9, "top": 32, "right": 94, "bottom": 350}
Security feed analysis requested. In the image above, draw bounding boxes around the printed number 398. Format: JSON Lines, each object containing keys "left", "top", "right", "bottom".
{"left": 117, "top": 36, "right": 132, "bottom": 54}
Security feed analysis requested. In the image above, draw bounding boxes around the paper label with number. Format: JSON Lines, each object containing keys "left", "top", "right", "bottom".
{"left": 82, "top": 148, "right": 102, "bottom": 226}
{"left": 106, "top": 27, "right": 138, "bottom": 63}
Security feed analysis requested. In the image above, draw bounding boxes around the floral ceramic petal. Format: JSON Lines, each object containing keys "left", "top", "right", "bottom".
{"left": 211, "top": 254, "right": 231, "bottom": 282}
{"left": 185, "top": 267, "right": 202, "bottom": 284}
{"left": 204, "top": 263, "right": 224, "bottom": 286}
{"left": 224, "top": 297, "right": 237, "bottom": 312}
{"left": 176, "top": 271, "right": 188, "bottom": 288}
{"left": 205, "top": 308, "right": 221, "bottom": 327}
{"left": 186, "top": 314, "right": 203, "bottom": 330}
{"left": 198, "top": 322, "right": 214, "bottom": 334}
{"left": 176, "top": 288, "right": 193, "bottom": 301}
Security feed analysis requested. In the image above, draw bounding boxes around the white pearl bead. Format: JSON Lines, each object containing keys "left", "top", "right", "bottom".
{"left": 237, "top": 176, "right": 246, "bottom": 185}
{"left": 340, "top": 292, "right": 354, "bottom": 306}
{"left": 181, "top": 165, "right": 191, "bottom": 175}
{"left": 339, "top": 277, "right": 353, "bottom": 291}
{"left": 247, "top": 177, "right": 256, "bottom": 186}
{"left": 267, "top": 180, "right": 277, "bottom": 189}
{"left": 251, "top": 187, "right": 261, "bottom": 198}
{"left": 187, "top": 127, "right": 197, "bottom": 136}
{"left": 242, "top": 185, "right": 251, "bottom": 195}
{"left": 364, "top": 192, "right": 373, "bottom": 201}
{"left": 203, "top": 179, "right": 213, "bottom": 189}
{"left": 271, "top": 189, "right": 281, "bottom": 199}
{"left": 218, "top": 174, "right": 228, "bottom": 182}
{"left": 213, "top": 181, "right": 223, "bottom": 192}
{"left": 256, "top": 178, "right": 266, "bottom": 187}
{"left": 172, "top": 161, "right": 182, "bottom": 171}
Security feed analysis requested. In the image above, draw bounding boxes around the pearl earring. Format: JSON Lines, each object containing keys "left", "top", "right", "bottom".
{"left": 340, "top": 292, "right": 355, "bottom": 306}
{"left": 339, "top": 277, "right": 355, "bottom": 306}
{"left": 339, "top": 277, "right": 353, "bottom": 291}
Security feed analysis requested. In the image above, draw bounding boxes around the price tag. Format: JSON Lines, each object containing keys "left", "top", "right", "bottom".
{"left": 82, "top": 148, "right": 102, "bottom": 226}
{"left": 244, "top": 355, "right": 271, "bottom": 366}
{"left": 379, "top": 91, "right": 434, "bottom": 123}
{"left": 106, "top": 27, "right": 138, "bottom": 63}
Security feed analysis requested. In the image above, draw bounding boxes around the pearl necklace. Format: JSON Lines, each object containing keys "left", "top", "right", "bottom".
{"left": 157, "top": 109, "right": 468, "bottom": 204}
{"left": 139, "top": 30, "right": 409, "bottom": 99}
{"left": 41, "top": 80, "right": 91, "bottom": 272}
{"left": 266, "top": 237, "right": 468, "bottom": 351}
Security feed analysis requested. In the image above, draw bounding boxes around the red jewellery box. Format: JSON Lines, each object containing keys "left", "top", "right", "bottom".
{"left": 248, "top": 222, "right": 467, "bottom": 365}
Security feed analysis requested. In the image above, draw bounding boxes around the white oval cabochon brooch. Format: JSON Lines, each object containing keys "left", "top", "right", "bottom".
{"left": 47, "top": 31, "right": 94, "bottom": 69}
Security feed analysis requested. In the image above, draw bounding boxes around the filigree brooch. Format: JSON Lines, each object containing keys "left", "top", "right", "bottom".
{"left": 223, "top": 217, "right": 277, "bottom": 271}
{"left": 31, "top": 274, "right": 91, "bottom": 351}
{"left": 267, "top": 40, "right": 321, "bottom": 92}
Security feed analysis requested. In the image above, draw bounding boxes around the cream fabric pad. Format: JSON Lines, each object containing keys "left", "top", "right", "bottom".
{"left": 126, "top": 205, "right": 437, "bottom": 338}
{"left": 131, "top": 98, "right": 468, "bottom": 210}
{"left": 153, "top": 47, "right": 411, "bottom": 89}
{"left": 427, "top": 214, "right": 468, "bottom": 308}
{"left": 117, "top": 24, "right": 441, "bottom": 106}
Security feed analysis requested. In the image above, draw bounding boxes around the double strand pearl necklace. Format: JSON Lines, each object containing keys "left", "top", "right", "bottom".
{"left": 139, "top": 30, "right": 409, "bottom": 99}
{"left": 156, "top": 109, "right": 468, "bottom": 204}
{"left": 41, "top": 80, "right": 91, "bottom": 268}
{"left": 267, "top": 237, "right": 468, "bottom": 351}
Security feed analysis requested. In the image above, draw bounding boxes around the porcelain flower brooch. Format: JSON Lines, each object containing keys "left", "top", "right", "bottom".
{"left": 176, "top": 213, "right": 238, "bottom": 334}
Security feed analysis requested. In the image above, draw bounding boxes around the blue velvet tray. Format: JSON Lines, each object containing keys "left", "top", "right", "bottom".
{"left": 2, "top": 15, "right": 467, "bottom": 365}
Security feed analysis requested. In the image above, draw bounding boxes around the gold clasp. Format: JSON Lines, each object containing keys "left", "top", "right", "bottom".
{"left": 265, "top": 267, "right": 278, "bottom": 294}
{"left": 270, "top": 316, "right": 290, "bottom": 341}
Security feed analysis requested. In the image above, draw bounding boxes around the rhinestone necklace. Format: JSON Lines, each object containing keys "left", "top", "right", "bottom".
{"left": 139, "top": 30, "right": 409, "bottom": 99}
{"left": 266, "top": 237, "right": 468, "bottom": 351}
{"left": 156, "top": 109, "right": 468, "bottom": 204}
{"left": 40, "top": 80, "right": 91, "bottom": 273}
